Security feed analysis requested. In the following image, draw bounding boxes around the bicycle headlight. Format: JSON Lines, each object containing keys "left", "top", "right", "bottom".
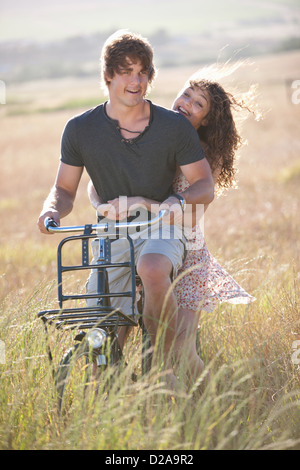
{"left": 86, "top": 328, "right": 106, "bottom": 350}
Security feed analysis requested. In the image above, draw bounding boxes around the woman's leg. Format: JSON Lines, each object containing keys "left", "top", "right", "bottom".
{"left": 173, "top": 307, "right": 205, "bottom": 390}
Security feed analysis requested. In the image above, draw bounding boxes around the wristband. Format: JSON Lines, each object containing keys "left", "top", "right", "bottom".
{"left": 171, "top": 193, "right": 186, "bottom": 211}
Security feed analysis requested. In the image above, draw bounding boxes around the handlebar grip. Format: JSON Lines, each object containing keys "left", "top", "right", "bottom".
{"left": 44, "top": 217, "right": 59, "bottom": 231}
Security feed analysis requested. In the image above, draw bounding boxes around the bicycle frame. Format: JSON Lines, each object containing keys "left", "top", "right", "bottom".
{"left": 38, "top": 210, "right": 166, "bottom": 363}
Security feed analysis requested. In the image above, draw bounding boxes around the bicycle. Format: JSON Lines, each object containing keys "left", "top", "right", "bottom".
{"left": 38, "top": 210, "right": 166, "bottom": 414}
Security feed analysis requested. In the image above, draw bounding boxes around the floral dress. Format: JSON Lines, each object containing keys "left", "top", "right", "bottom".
{"left": 173, "top": 173, "right": 255, "bottom": 312}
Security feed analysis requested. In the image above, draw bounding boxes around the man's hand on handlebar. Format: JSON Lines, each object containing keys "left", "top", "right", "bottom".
{"left": 160, "top": 196, "right": 184, "bottom": 226}
{"left": 37, "top": 209, "right": 60, "bottom": 234}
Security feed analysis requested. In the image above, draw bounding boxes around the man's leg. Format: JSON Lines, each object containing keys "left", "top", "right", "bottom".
{"left": 137, "top": 253, "right": 177, "bottom": 354}
{"left": 136, "top": 251, "right": 184, "bottom": 392}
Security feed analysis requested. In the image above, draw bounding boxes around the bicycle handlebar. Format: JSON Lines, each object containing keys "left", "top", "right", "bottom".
{"left": 44, "top": 209, "right": 169, "bottom": 234}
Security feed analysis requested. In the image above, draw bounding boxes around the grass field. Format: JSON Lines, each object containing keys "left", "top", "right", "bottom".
{"left": 0, "top": 50, "right": 300, "bottom": 450}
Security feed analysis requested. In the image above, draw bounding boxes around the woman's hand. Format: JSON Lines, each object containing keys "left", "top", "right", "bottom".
{"left": 97, "top": 196, "right": 148, "bottom": 220}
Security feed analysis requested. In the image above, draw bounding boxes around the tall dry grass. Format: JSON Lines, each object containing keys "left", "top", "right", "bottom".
{"left": 0, "top": 51, "right": 300, "bottom": 450}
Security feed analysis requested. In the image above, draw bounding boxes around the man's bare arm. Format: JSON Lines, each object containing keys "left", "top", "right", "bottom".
{"left": 179, "top": 158, "right": 214, "bottom": 205}
{"left": 159, "top": 158, "right": 214, "bottom": 225}
{"left": 37, "top": 162, "right": 83, "bottom": 234}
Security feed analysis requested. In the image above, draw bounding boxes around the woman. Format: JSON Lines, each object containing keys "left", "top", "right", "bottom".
{"left": 169, "top": 71, "right": 256, "bottom": 386}
{"left": 88, "top": 64, "right": 256, "bottom": 388}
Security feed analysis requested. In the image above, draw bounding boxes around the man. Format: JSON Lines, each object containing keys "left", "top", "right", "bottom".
{"left": 38, "top": 31, "right": 214, "bottom": 386}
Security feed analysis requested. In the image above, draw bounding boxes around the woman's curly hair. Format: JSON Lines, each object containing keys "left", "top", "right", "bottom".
{"left": 188, "top": 64, "right": 259, "bottom": 194}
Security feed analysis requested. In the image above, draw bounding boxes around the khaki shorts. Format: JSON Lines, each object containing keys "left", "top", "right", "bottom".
{"left": 86, "top": 224, "right": 185, "bottom": 316}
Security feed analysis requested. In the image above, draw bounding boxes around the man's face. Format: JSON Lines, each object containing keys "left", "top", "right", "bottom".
{"left": 105, "top": 58, "right": 150, "bottom": 108}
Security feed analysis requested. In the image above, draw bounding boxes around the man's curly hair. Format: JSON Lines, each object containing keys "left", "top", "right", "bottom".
{"left": 101, "top": 31, "right": 156, "bottom": 91}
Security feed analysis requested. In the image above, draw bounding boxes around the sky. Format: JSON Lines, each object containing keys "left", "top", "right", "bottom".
{"left": 1, "top": 0, "right": 299, "bottom": 43}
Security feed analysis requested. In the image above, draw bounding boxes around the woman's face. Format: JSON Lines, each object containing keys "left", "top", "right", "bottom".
{"left": 172, "top": 85, "right": 210, "bottom": 130}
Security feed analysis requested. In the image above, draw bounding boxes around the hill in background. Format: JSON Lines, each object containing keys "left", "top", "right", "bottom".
{"left": 0, "top": 0, "right": 300, "bottom": 83}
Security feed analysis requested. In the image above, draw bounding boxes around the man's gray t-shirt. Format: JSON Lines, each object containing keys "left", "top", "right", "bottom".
{"left": 60, "top": 100, "right": 205, "bottom": 203}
